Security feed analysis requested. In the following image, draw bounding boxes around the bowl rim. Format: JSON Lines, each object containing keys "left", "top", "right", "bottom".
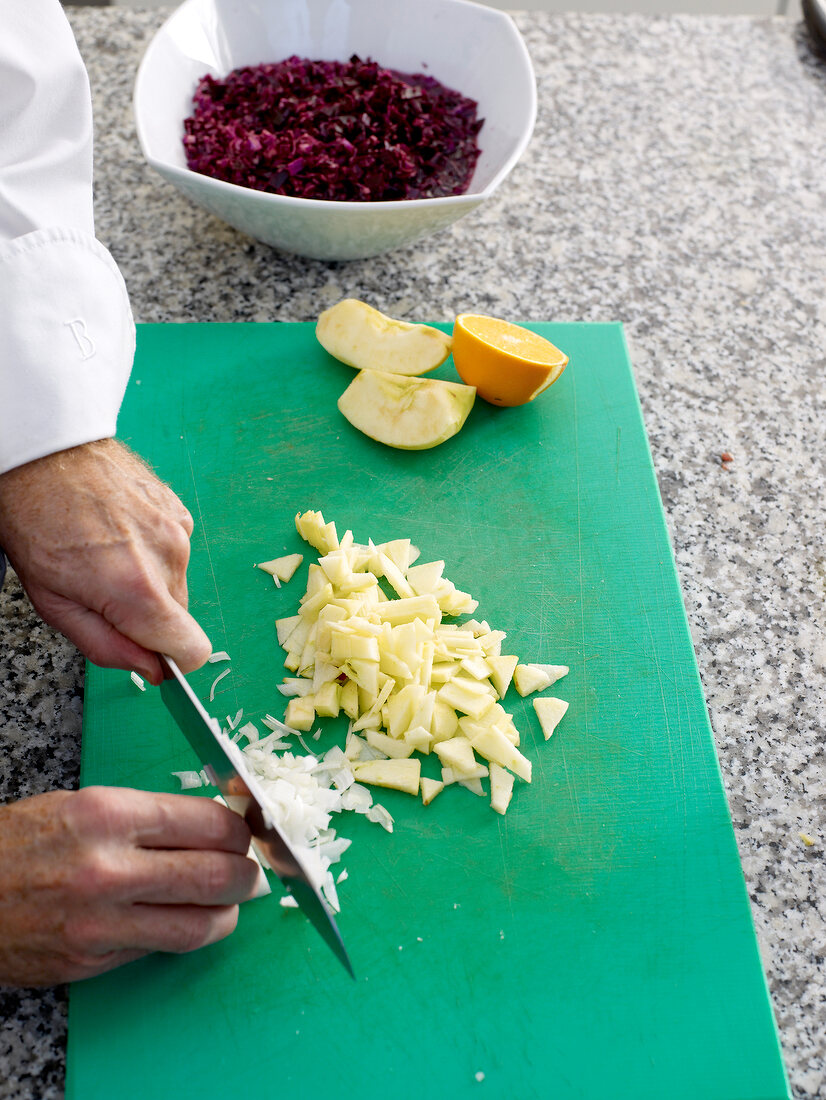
{"left": 133, "top": 0, "right": 537, "bottom": 210}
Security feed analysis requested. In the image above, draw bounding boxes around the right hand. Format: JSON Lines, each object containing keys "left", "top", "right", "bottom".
{"left": 0, "top": 439, "right": 211, "bottom": 685}
{"left": 0, "top": 786, "right": 260, "bottom": 987}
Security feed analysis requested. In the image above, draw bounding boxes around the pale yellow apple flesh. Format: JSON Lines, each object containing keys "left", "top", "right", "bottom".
{"left": 262, "top": 509, "right": 573, "bottom": 819}
{"left": 337, "top": 369, "right": 476, "bottom": 451}
{"left": 317, "top": 298, "right": 452, "bottom": 376}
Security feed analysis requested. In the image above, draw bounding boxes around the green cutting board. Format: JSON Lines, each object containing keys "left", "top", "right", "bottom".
{"left": 67, "top": 322, "right": 789, "bottom": 1100}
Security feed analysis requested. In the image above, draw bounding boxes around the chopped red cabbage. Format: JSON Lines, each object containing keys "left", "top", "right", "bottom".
{"left": 182, "top": 55, "right": 483, "bottom": 202}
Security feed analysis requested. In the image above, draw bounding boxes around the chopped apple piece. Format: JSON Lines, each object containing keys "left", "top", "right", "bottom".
{"left": 313, "top": 681, "right": 341, "bottom": 718}
{"left": 534, "top": 664, "right": 569, "bottom": 683}
{"left": 380, "top": 539, "right": 416, "bottom": 573}
{"left": 318, "top": 549, "right": 354, "bottom": 587}
{"left": 340, "top": 679, "right": 359, "bottom": 720}
{"left": 486, "top": 655, "right": 519, "bottom": 699}
{"left": 344, "top": 731, "right": 368, "bottom": 760}
{"left": 374, "top": 595, "right": 441, "bottom": 625}
{"left": 403, "top": 725, "right": 434, "bottom": 753}
{"left": 431, "top": 701, "right": 459, "bottom": 742}
{"left": 489, "top": 763, "right": 515, "bottom": 815}
{"left": 331, "top": 630, "right": 380, "bottom": 663}
{"left": 284, "top": 696, "right": 315, "bottom": 732}
{"left": 460, "top": 655, "right": 492, "bottom": 681}
{"left": 434, "top": 581, "right": 478, "bottom": 616}
{"left": 316, "top": 298, "right": 452, "bottom": 377}
{"left": 513, "top": 663, "right": 554, "bottom": 696}
{"left": 342, "top": 659, "right": 380, "bottom": 698}
{"left": 299, "top": 582, "right": 334, "bottom": 620}
{"left": 433, "top": 736, "right": 479, "bottom": 778}
{"left": 295, "top": 510, "right": 339, "bottom": 554}
{"left": 379, "top": 553, "right": 415, "bottom": 599}
{"left": 420, "top": 777, "right": 445, "bottom": 806}
{"left": 365, "top": 730, "right": 415, "bottom": 759}
{"left": 312, "top": 659, "right": 340, "bottom": 692}
{"left": 437, "top": 679, "right": 496, "bottom": 720}
{"left": 256, "top": 553, "right": 303, "bottom": 583}
{"left": 338, "top": 370, "right": 475, "bottom": 451}
{"left": 275, "top": 614, "right": 301, "bottom": 648}
{"left": 430, "top": 662, "right": 458, "bottom": 685}
{"left": 441, "top": 764, "right": 488, "bottom": 785}
{"left": 533, "top": 697, "right": 569, "bottom": 740}
{"left": 479, "top": 629, "right": 507, "bottom": 656}
{"left": 406, "top": 560, "right": 445, "bottom": 595}
{"left": 351, "top": 758, "right": 421, "bottom": 796}
{"left": 468, "top": 727, "right": 532, "bottom": 783}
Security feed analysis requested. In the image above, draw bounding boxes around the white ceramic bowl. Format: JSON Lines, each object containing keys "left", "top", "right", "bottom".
{"left": 133, "top": 0, "right": 536, "bottom": 261}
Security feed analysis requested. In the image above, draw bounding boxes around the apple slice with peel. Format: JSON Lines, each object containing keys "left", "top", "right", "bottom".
{"left": 420, "top": 777, "right": 444, "bottom": 806}
{"left": 338, "top": 370, "right": 475, "bottom": 451}
{"left": 351, "top": 758, "right": 421, "bottom": 796}
{"left": 317, "top": 298, "right": 452, "bottom": 376}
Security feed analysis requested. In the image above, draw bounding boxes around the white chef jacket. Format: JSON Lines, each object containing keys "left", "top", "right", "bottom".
{"left": 0, "top": 0, "right": 135, "bottom": 475}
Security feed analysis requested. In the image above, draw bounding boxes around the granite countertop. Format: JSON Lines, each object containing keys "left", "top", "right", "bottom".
{"left": 1, "top": 7, "right": 825, "bottom": 1098}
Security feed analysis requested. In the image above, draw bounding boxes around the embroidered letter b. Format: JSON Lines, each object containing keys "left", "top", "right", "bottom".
{"left": 64, "top": 318, "right": 96, "bottom": 361}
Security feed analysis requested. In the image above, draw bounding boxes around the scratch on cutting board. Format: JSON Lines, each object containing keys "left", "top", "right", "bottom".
{"left": 569, "top": 376, "right": 586, "bottom": 838}
{"left": 496, "top": 821, "right": 517, "bottom": 919}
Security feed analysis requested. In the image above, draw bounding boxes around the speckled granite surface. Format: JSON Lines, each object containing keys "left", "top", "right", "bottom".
{"left": 1, "top": 7, "right": 825, "bottom": 1098}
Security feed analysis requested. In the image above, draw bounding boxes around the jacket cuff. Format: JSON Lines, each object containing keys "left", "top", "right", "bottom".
{"left": 0, "top": 227, "right": 135, "bottom": 474}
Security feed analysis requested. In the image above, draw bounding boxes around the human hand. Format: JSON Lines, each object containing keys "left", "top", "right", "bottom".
{"left": 0, "top": 787, "right": 260, "bottom": 987}
{"left": 0, "top": 438, "right": 210, "bottom": 684}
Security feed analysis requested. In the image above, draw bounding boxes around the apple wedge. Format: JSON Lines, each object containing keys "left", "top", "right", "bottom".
{"left": 317, "top": 298, "right": 452, "bottom": 376}
{"left": 338, "top": 370, "right": 475, "bottom": 451}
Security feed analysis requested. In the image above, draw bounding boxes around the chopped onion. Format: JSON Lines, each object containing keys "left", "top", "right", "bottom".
{"left": 208, "top": 651, "right": 231, "bottom": 663}
{"left": 366, "top": 804, "right": 394, "bottom": 832}
{"left": 277, "top": 678, "right": 314, "bottom": 697}
{"left": 209, "top": 667, "right": 231, "bottom": 701}
{"left": 236, "top": 720, "right": 259, "bottom": 744}
{"left": 261, "top": 714, "right": 302, "bottom": 737}
{"left": 130, "top": 671, "right": 146, "bottom": 691}
{"left": 171, "top": 769, "right": 203, "bottom": 789}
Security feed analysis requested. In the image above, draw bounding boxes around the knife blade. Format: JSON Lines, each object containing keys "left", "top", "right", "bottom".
{"left": 158, "top": 654, "right": 354, "bottom": 978}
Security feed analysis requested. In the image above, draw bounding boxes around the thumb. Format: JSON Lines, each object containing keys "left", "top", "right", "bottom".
{"left": 25, "top": 584, "right": 211, "bottom": 680}
{"left": 105, "top": 585, "right": 212, "bottom": 674}
{"left": 25, "top": 591, "right": 165, "bottom": 683}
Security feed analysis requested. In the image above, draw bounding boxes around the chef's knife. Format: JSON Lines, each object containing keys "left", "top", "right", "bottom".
{"left": 158, "top": 654, "right": 354, "bottom": 978}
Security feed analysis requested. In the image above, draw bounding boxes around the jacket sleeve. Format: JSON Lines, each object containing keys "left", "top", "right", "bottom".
{"left": 0, "top": 0, "right": 135, "bottom": 475}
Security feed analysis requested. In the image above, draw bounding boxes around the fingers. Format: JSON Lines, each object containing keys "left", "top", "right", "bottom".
{"left": 60, "top": 905, "right": 241, "bottom": 975}
{"left": 104, "top": 904, "right": 241, "bottom": 957}
{"left": 0, "top": 789, "right": 255, "bottom": 986}
{"left": 70, "top": 787, "right": 252, "bottom": 855}
{"left": 26, "top": 590, "right": 166, "bottom": 683}
{"left": 123, "top": 849, "right": 261, "bottom": 907}
{"left": 101, "top": 570, "right": 211, "bottom": 674}
{"left": 28, "top": 578, "right": 210, "bottom": 679}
